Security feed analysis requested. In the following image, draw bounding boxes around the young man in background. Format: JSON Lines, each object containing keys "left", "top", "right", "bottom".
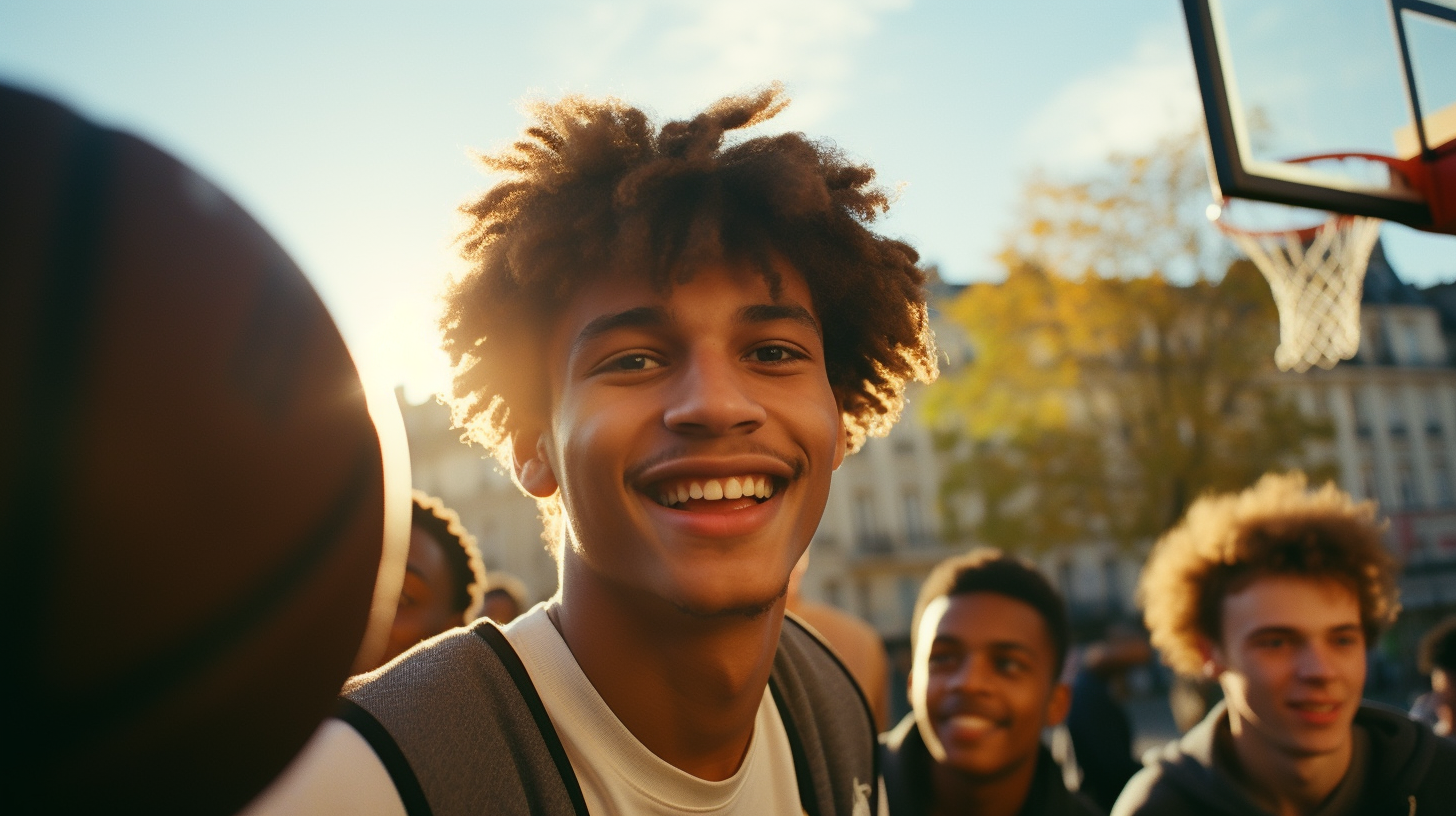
{"left": 1116, "top": 472, "right": 1456, "bottom": 816}
{"left": 371, "top": 491, "right": 487, "bottom": 667}
{"left": 882, "top": 548, "right": 1101, "bottom": 816}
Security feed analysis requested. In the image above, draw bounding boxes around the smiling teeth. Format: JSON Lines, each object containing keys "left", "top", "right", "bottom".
{"left": 656, "top": 476, "right": 774, "bottom": 506}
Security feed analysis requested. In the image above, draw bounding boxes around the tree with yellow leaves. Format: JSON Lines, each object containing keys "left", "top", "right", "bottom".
{"left": 924, "top": 131, "right": 1332, "bottom": 551}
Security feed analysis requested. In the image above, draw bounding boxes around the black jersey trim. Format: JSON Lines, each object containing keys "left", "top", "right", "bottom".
{"left": 336, "top": 698, "right": 434, "bottom": 816}
{"left": 475, "top": 621, "right": 592, "bottom": 816}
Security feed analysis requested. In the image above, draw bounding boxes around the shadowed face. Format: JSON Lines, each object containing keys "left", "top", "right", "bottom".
{"left": 1211, "top": 575, "right": 1366, "bottom": 758}
{"left": 911, "top": 592, "right": 1069, "bottom": 780}
{"left": 381, "top": 525, "right": 463, "bottom": 663}
{"left": 516, "top": 258, "right": 845, "bottom": 617}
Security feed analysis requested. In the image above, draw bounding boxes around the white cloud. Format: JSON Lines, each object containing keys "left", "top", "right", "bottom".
{"left": 1020, "top": 26, "right": 1203, "bottom": 171}
{"left": 540, "top": 0, "right": 911, "bottom": 128}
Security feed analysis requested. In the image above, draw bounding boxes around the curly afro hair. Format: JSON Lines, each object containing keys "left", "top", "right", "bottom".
{"left": 1138, "top": 471, "right": 1399, "bottom": 677}
{"left": 441, "top": 84, "right": 937, "bottom": 551}
{"left": 410, "top": 490, "right": 487, "bottom": 622}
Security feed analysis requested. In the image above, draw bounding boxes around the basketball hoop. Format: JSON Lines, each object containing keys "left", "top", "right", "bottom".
{"left": 1209, "top": 200, "right": 1381, "bottom": 373}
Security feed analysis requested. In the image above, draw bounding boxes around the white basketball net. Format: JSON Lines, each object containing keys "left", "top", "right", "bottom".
{"left": 1223, "top": 215, "right": 1382, "bottom": 373}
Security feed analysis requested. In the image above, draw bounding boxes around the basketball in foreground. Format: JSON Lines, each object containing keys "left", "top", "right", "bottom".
{"left": 0, "top": 84, "right": 404, "bottom": 814}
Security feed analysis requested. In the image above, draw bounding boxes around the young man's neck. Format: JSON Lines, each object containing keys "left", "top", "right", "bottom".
{"left": 929, "top": 751, "right": 1038, "bottom": 816}
{"left": 1225, "top": 710, "right": 1353, "bottom": 816}
{"left": 552, "top": 563, "right": 786, "bottom": 781}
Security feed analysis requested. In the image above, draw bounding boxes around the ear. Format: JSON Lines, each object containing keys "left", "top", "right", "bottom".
{"left": 512, "top": 429, "right": 559, "bottom": 499}
{"left": 1045, "top": 681, "right": 1072, "bottom": 727}
{"left": 1196, "top": 635, "right": 1225, "bottom": 678}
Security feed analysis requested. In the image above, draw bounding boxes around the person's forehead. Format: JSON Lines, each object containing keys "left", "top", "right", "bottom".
{"left": 927, "top": 592, "right": 1052, "bottom": 652}
{"left": 1222, "top": 574, "right": 1361, "bottom": 634}
{"left": 552, "top": 256, "right": 818, "bottom": 340}
{"left": 406, "top": 526, "right": 449, "bottom": 577}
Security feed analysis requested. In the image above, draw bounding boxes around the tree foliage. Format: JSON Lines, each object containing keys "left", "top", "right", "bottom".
{"left": 924, "top": 131, "right": 1333, "bottom": 552}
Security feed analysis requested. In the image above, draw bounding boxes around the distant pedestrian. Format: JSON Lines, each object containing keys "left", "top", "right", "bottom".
{"left": 480, "top": 571, "right": 530, "bottom": 624}
{"left": 1412, "top": 615, "right": 1456, "bottom": 738}
{"left": 882, "top": 548, "right": 1103, "bottom": 815}
{"left": 1066, "top": 625, "right": 1151, "bottom": 811}
{"left": 1114, "top": 472, "right": 1456, "bottom": 816}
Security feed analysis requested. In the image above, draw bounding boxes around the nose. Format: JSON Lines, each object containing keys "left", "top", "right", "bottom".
{"left": 662, "top": 348, "right": 766, "bottom": 435}
{"left": 949, "top": 652, "right": 994, "bottom": 695}
{"left": 1294, "top": 642, "right": 1338, "bottom": 681}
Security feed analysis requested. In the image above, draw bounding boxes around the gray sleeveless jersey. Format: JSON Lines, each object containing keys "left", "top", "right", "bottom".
{"left": 339, "top": 613, "right": 879, "bottom": 816}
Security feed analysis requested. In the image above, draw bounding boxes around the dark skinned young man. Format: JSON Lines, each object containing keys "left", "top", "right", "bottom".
{"left": 246, "top": 85, "right": 937, "bottom": 816}
{"left": 882, "top": 549, "right": 1101, "bottom": 816}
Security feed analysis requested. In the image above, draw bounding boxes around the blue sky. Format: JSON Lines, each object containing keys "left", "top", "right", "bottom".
{"left": 4, "top": 0, "right": 1453, "bottom": 399}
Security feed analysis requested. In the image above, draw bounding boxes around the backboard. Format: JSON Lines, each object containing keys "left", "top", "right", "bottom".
{"left": 1182, "top": 0, "right": 1456, "bottom": 234}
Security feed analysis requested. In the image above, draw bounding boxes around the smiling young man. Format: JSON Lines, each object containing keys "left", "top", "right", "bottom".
{"left": 881, "top": 549, "right": 1101, "bottom": 816}
{"left": 1113, "top": 472, "right": 1456, "bottom": 816}
{"left": 248, "top": 86, "right": 936, "bottom": 816}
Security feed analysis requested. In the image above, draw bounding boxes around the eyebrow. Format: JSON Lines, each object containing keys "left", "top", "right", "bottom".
{"left": 570, "top": 302, "right": 821, "bottom": 358}
{"left": 1245, "top": 623, "right": 1361, "bottom": 640}
{"left": 571, "top": 306, "right": 668, "bottom": 357}
{"left": 932, "top": 636, "right": 1037, "bottom": 655}
{"left": 740, "top": 303, "right": 821, "bottom": 336}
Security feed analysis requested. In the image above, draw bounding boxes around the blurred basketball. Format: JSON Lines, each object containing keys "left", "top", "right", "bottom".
{"left": 0, "top": 84, "right": 398, "bottom": 813}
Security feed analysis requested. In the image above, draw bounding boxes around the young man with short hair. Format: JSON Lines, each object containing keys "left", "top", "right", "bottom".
{"left": 1114, "top": 472, "right": 1456, "bottom": 816}
{"left": 250, "top": 86, "right": 936, "bottom": 815}
{"left": 882, "top": 548, "right": 1102, "bottom": 816}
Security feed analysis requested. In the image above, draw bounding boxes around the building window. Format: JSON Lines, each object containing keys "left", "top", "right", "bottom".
{"left": 903, "top": 489, "right": 931, "bottom": 547}
{"left": 1104, "top": 558, "right": 1123, "bottom": 615}
{"left": 1398, "top": 462, "right": 1419, "bottom": 509}
{"left": 854, "top": 489, "right": 890, "bottom": 553}
{"left": 1354, "top": 392, "right": 1374, "bottom": 438}
{"left": 1404, "top": 323, "right": 1423, "bottom": 365}
{"left": 1361, "top": 462, "right": 1379, "bottom": 501}
{"left": 899, "top": 576, "right": 920, "bottom": 632}
{"left": 1435, "top": 462, "right": 1454, "bottom": 507}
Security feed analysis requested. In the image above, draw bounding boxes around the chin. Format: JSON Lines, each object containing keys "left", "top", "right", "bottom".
{"left": 944, "top": 752, "right": 1016, "bottom": 782}
{"left": 668, "top": 578, "right": 789, "bottom": 620}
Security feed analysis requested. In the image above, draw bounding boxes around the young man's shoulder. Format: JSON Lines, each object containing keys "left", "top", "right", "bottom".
{"left": 1112, "top": 701, "right": 1456, "bottom": 816}
{"left": 1356, "top": 701, "right": 1456, "bottom": 811}
{"left": 769, "top": 613, "right": 883, "bottom": 816}
{"left": 344, "top": 619, "right": 584, "bottom": 816}
{"left": 1107, "top": 703, "right": 1255, "bottom": 816}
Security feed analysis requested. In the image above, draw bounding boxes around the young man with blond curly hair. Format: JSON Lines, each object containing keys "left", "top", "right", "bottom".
{"left": 248, "top": 85, "right": 936, "bottom": 816}
{"left": 1112, "top": 472, "right": 1456, "bottom": 816}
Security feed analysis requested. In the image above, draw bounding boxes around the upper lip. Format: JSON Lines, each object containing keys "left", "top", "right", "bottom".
{"left": 1287, "top": 698, "right": 1342, "bottom": 708}
{"left": 935, "top": 699, "right": 1009, "bottom": 727}
{"left": 629, "top": 453, "right": 798, "bottom": 492}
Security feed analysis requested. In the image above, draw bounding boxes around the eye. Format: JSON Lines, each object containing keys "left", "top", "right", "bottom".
{"left": 748, "top": 344, "right": 802, "bottom": 364}
{"left": 609, "top": 354, "right": 661, "bottom": 371}
{"left": 927, "top": 650, "right": 960, "bottom": 671}
{"left": 995, "top": 656, "right": 1028, "bottom": 676}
